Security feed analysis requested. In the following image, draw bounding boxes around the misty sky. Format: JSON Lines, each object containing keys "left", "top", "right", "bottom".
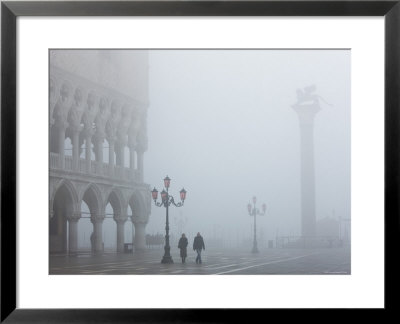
{"left": 143, "top": 49, "right": 351, "bottom": 244}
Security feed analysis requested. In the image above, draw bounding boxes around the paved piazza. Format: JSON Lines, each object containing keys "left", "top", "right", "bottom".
{"left": 49, "top": 247, "right": 350, "bottom": 275}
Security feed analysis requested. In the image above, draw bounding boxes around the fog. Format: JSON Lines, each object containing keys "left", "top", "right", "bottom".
{"left": 143, "top": 49, "right": 351, "bottom": 248}
{"left": 67, "top": 49, "right": 351, "bottom": 250}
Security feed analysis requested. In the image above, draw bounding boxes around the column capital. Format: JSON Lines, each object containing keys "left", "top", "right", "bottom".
{"left": 67, "top": 213, "right": 81, "bottom": 222}
{"left": 107, "top": 136, "right": 116, "bottom": 145}
{"left": 83, "top": 128, "right": 95, "bottom": 138}
{"left": 135, "top": 146, "right": 146, "bottom": 154}
{"left": 54, "top": 119, "right": 69, "bottom": 131}
{"left": 69, "top": 124, "right": 83, "bottom": 134}
{"left": 116, "top": 138, "right": 128, "bottom": 148}
{"left": 114, "top": 216, "right": 128, "bottom": 225}
{"left": 292, "top": 102, "right": 321, "bottom": 125}
{"left": 91, "top": 214, "right": 105, "bottom": 224}
{"left": 132, "top": 216, "right": 148, "bottom": 225}
{"left": 93, "top": 132, "right": 105, "bottom": 144}
{"left": 128, "top": 142, "right": 136, "bottom": 150}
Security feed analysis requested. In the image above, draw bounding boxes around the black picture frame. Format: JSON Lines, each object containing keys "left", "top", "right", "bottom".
{"left": 1, "top": 0, "right": 399, "bottom": 322}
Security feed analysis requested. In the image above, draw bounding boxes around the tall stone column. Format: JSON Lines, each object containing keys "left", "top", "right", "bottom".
{"left": 67, "top": 213, "right": 80, "bottom": 254}
{"left": 115, "top": 218, "right": 127, "bottom": 253}
{"left": 91, "top": 215, "right": 105, "bottom": 254}
{"left": 293, "top": 100, "right": 321, "bottom": 238}
{"left": 133, "top": 221, "right": 147, "bottom": 251}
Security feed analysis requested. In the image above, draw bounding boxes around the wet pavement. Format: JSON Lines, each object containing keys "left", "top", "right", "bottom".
{"left": 49, "top": 246, "right": 351, "bottom": 275}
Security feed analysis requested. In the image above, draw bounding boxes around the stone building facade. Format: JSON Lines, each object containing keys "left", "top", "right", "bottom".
{"left": 49, "top": 50, "right": 151, "bottom": 254}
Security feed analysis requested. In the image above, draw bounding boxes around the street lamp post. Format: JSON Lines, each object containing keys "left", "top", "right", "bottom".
{"left": 247, "top": 196, "right": 266, "bottom": 253}
{"left": 151, "top": 176, "right": 187, "bottom": 264}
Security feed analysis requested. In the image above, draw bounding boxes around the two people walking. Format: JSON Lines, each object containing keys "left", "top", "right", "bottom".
{"left": 177, "top": 232, "right": 205, "bottom": 264}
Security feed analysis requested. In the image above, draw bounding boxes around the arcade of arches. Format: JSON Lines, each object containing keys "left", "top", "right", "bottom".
{"left": 49, "top": 62, "right": 151, "bottom": 255}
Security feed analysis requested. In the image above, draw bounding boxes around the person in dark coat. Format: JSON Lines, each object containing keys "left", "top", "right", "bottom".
{"left": 193, "top": 232, "right": 205, "bottom": 264}
{"left": 178, "top": 233, "right": 188, "bottom": 263}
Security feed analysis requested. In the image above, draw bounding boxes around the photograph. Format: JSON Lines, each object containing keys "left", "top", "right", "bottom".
{"left": 49, "top": 49, "right": 351, "bottom": 275}
{"left": 2, "top": 0, "right": 398, "bottom": 320}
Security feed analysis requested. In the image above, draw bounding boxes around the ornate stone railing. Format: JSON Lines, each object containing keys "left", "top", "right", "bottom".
{"left": 65, "top": 155, "right": 73, "bottom": 171}
{"left": 79, "top": 159, "right": 86, "bottom": 173}
{"left": 50, "top": 153, "right": 138, "bottom": 182}
{"left": 91, "top": 160, "right": 103, "bottom": 175}
{"left": 50, "top": 152, "right": 59, "bottom": 169}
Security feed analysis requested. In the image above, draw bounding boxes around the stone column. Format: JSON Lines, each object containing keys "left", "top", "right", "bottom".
{"left": 129, "top": 146, "right": 136, "bottom": 170}
{"left": 85, "top": 133, "right": 92, "bottom": 173}
{"left": 95, "top": 97, "right": 109, "bottom": 164}
{"left": 115, "top": 218, "right": 127, "bottom": 253}
{"left": 49, "top": 77, "right": 57, "bottom": 126}
{"left": 71, "top": 128, "right": 81, "bottom": 171}
{"left": 91, "top": 215, "right": 105, "bottom": 254}
{"left": 61, "top": 209, "right": 68, "bottom": 253}
{"left": 136, "top": 149, "right": 144, "bottom": 182}
{"left": 130, "top": 218, "right": 135, "bottom": 244}
{"left": 293, "top": 102, "right": 321, "bottom": 238}
{"left": 58, "top": 124, "right": 67, "bottom": 169}
{"left": 129, "top": 145, "right": 136, "bottom": 181}
{"left": 67, "top": 213, "right": 80, "bottom": 255}
{"left": 120, "top": 145, "right": 125, "bottom": 167}
{"left": 94, "top": 136, "right": 104, "bottom": 164}
{"left": 115, "top": 142, "right": 124, "bottom": 167}
{"left": 133, "top": 221, "right": 147, "bottom": 251}
{"left": 108, "top": 139, "right": 115, "bottom": 176}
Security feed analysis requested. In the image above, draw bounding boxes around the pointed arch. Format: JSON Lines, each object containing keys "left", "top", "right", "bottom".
{"left": 81, "top": 183, "right": 103, "bottom": 216}
{"left": 128, "top": 191, "right": 146, "bottom": 220}
{"left": 50, "top": 179, "right": 79, "bottom": 253}
{"left": 50, "top": 179, "right": 79, "bottom": 213}
{"left": 104, "top": 188, "right": 126, "bottom": 218}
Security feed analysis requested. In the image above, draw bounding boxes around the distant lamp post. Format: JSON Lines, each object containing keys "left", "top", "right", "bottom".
{"left": 174, "top": 212, "right": 188, "bottom": 236}
{"left": 151, "top": 176, "right": 187, "bottom": 264}
{"left": 247, "top": 196, "right": 266, "bottom": 253}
